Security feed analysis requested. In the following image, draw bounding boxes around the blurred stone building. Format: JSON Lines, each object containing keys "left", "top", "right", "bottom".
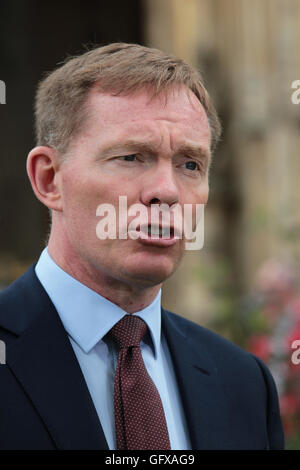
{"left": 145, "top": 0, "right": 300, "bottom": 326}
{"left": 0, "top": 0, "right": 300, "bottom": 328}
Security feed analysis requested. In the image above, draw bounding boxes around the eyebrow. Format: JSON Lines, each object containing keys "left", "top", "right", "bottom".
{"left": 175, "top": 143, "right": 211, "bottom": 166}
{"left": 98, "top": 139, "right": 159, "bottom": 156}
{"left": 98, "top": 139, "right": 211, "bottom": 165}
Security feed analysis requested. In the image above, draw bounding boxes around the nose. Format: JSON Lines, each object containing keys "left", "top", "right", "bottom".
{"left": 140, "top": 161, "right": 179, "bottom": 208}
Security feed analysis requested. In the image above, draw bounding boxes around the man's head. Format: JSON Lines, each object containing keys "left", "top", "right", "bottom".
{"left": 34, "top": 42, "right": 221, "bottom": 158}
{"left": 27, "top": 43, "right": 221, "bottom": 298}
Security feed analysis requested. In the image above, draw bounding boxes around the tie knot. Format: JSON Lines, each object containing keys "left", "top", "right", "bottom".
{"left": 110, "top": 315, "right": 147, "bottom": 349}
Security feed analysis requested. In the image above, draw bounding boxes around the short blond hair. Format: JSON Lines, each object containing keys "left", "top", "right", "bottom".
{"left": 35, "top": 43, "right": 221, "bottom": 157}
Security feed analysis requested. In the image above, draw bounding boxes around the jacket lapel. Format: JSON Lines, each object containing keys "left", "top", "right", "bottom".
{"left": 162, "top": 308, "right": 233, "bottom": 450}
{"left": 4, "top": 265, "right": 108, "bottom": 450}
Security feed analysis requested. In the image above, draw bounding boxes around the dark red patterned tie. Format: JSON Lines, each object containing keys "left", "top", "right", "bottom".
{"left": 109, "top": 314, "right": 171, "bottom": 450}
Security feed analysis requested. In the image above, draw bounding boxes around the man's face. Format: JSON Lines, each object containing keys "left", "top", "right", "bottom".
{"left": 56, "top": 85, "right": 211, "bottom": 288}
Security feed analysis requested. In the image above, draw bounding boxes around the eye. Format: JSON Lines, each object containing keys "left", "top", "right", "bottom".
{"left": 122, "top": 154, "right": 137, "bottom": 162}
{"left": 184, "top": 161, "right": 199, "bottom": 171}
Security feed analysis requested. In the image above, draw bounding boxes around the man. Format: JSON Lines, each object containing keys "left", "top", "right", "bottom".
{"left": 0, "top": 43, "right": 284, "bottom": 450}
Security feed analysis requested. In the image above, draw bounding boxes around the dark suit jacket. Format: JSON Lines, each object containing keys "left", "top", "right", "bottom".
{"left": 0, "top": 264, "right": 284, "bottom": 450}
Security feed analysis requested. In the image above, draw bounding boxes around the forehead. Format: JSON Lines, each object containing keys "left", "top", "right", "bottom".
{"left": 83, "top": 85, "right": 211, "bottom": 149}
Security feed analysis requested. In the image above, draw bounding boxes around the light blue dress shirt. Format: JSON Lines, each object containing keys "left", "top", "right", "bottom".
{"left": 35, "top": 247, "right": 191, "bottom": 450}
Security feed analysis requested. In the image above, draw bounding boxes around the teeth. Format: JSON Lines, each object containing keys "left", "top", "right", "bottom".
{"left": 139, "top": 225, "right": 173, "bottom": 237}
{"left": 149, "top": 227, "right": 161, "bottom": 236}
{"left": 147, "top": 226, "right": 170, "bottom": 237}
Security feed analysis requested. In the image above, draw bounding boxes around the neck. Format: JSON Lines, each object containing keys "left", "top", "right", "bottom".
{"left": 47, "top": 234, "right": 161, "bottom": 314}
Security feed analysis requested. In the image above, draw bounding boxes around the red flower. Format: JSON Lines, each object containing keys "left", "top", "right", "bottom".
{"left": 247, "top": 334, "right": 272, "bottom": 363}
{"left": 279, "top": 393, "right": 300, "bottom": 436}
{"left": 280, "top": 393, "right": 300, "bottom": 415}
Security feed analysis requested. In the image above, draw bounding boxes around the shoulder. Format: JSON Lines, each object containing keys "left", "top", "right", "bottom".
{"left": 0, "top": 264, "right": 49, "bottom": 337}
{"left": 163, "top": 307, "right": 250, "bottom": 359}
{"left": 162, "top": 308, "right": 275, "bottom": 387}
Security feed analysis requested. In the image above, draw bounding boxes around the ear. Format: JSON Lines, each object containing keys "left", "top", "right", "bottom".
{"left": 26, "top": 146, "right": 63, "bottom": 211}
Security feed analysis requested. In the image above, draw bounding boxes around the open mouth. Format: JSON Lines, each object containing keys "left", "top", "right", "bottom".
{"left": 126, "top": 223, "right": 180, "bottom": 247}
{"left": 138, "top": 224, "right": 176, "bottom": 239}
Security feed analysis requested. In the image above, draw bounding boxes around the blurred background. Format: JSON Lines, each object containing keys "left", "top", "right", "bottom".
{"left": 0, "top": 0, "right": 300, "bottom": 449}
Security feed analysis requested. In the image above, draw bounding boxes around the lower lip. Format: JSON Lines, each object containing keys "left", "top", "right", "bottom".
{"left": 128, "top": 230, "right": 179, "bottom": 247}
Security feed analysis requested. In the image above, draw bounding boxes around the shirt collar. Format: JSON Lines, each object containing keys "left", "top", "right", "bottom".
{"left": 35, "top": 247, "right": 161, "bottom": 358}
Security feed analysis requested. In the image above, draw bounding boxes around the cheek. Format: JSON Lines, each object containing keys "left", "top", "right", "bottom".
{"left": 181, "top": 183, "right": 208, "bottom": 230}
{"left": 61, "top": 169, "right": 98, "bottom": 207}
{"left": 197, "top": 177, "right": 209, "bottom": 203}
{"left": 200, "top": 184, "right": 209, "bottom": 204}
{"left": 182, "top": 180, "right": 209, "bottom": 205}
{"left": 60, "top": 175, "right": 97, "bottom": 231}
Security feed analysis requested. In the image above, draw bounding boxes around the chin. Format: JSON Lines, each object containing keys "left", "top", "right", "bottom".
{"left": 123, "top": 260, "right": 178, "bottom": 287}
